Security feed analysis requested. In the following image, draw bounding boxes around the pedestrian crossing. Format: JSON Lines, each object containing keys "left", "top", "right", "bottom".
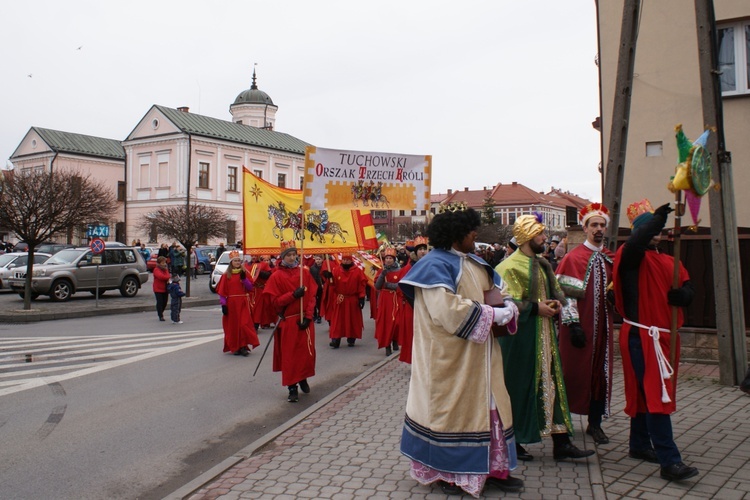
{"left": 0, "top": 329, "right": 222, "bottom": 397}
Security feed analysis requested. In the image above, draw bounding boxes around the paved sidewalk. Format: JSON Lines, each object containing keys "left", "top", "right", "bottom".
{"left": 166, "top": 359, "right": 749, "bottom": 499}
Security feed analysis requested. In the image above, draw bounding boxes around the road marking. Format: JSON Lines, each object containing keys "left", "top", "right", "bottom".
{"left": 0, "top": 330, "right": 222, "bottom": 397}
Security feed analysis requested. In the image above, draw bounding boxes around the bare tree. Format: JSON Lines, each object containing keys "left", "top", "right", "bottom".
{"left": 142, "top": 204, "right": 228, "bottom": 296}
{"left": 0, "top": 168, "right": 117, "bottom": 309}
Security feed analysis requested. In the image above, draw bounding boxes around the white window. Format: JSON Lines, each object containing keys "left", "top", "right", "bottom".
{"left": 718, "top": 20, "right": 750, "bottom": 96}
{"left": 277, "top": 173, "right": 286, "bottom": 188}
{"left": 139, "top": 158, "right": 150, "bottom": 188}
{"left": 253, "top": 169, "right": 263, "bottom": 179}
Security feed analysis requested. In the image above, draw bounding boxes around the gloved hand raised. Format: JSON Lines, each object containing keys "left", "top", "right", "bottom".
{"left": 654, "top": 203, "right": 674, "bottom": 217}
{"left": 570, "top": 323, "right": 586, "bottom": 348}
{"left": 292, "top": 286, "right": 306, "bottom": 298}
{"left": 322, "top": 270, "right": 333, "bottom": 280}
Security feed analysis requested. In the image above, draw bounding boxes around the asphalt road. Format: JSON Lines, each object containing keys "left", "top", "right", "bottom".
{"left": 0, "top": 290, "right": 385, "bottom": 499}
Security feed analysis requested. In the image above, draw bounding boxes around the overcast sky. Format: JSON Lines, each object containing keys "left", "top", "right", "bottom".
{"left": 1, "top": 0, "right": 602, "bottom": 201}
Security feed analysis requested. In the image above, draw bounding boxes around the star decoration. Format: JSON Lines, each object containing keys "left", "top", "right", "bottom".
{"left": 249, "top": 183, "right": 263, "bottom": 202}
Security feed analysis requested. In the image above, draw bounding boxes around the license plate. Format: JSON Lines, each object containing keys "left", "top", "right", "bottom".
{"left": 14, "top": 272, "right": 26, "bottom": 279}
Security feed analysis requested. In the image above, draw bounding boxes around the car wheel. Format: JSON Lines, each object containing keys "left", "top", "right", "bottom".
{"left": 50, "top": 280, "right": 73, "bottom": 302}
{"left": 209, "top": 280, "right": 217, "bottom": 294}
{"left": 197, "top": 263, "right": 206, "bottom": 275}
{"left": 120, "top": 276, "right": 139, "bottom": 297}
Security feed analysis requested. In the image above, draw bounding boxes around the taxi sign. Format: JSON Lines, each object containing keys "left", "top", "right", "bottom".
{"left": 90, "top": 238, "right": 105, "bottom": 255}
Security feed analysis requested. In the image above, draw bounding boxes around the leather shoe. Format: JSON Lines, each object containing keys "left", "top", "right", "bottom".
{"left": 486, "top": 475, "right": 524, "bottom": 492}
{"left": 347, "top": 338, "right": 356, "bottom": 346}
{"left": 438, "top": 481, "right": 462, "bottom": 495}
{"left": 553, "top": 442, "right": 595, "bottom": 460}
{"left": 385, "top": 346, "right": 392, "bottom": 356}
{"left": 299, "top": 379, "right": 310, "bottom": 394}
{"left": 629, "top": 448, "right": 659, "bottom": 463}
{"left": 516, "top": 443, "right": 533, "bottom": 461}
{"left": 586, "top": 425, "right": 609, "bottom": 444}
{"left": 660, "top": 462, "right": 699, "bottom": 481}
{"left": 329, "top": 339, "right": 341, "bottom": 349}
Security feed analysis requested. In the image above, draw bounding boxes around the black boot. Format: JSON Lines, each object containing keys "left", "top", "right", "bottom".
{"left": 347, "top": 338, "right": 356, "bottom": 346}
{"left": 552, "top": 433, "right": 594, "bottom": 460}
{"left": 385, "top": 346, "right": 392, "bottom": 356}
{"left": 329, "top": 338, "right": 341, "bottom": 348}
{"left": 299, "top": 379, "right": 310, "bottom": 394}
{"left": 392, "top": 339, "right": 399, "bottom": 351}
{"left": 287, "top": 385, "right": 299, "bottom": 403}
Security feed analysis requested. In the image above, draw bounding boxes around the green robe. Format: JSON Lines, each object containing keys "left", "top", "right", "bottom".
{"left": 495, "top": 250, "right": 573, "bottom": 444}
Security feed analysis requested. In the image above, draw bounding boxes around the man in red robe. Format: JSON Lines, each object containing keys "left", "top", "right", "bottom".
{"left": 323, "top": 253, "right": 367, "bottom": 348}
{"left": 244, "top": 255, "right": 275, "bottom": 329}
{"left": 613, "top": 199, "right": 698, "bottom": 482}
{"left": 374, "top": 247, "right": 401, "bottom": 356}
{"left": 395, "top": 236, "right": 429, "bottom": 364}
{"left": 556, "top": 203, "right": 615, "bottom": 445}
{"left": 263, "top": 242, "right": 318, "bottom": 403}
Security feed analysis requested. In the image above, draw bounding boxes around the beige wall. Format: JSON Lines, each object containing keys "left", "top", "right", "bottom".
{"left": 599, "top": 0, "right": 750, "bottom": 228}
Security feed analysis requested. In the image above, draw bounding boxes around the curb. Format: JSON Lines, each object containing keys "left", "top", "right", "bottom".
{"left": 0, "top": 298, "right": 217, "bottom": 323}
{"left": 162, "top": 355, "right": 399, "bottom": 500}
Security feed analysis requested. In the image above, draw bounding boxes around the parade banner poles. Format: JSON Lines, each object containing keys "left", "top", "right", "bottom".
{"left": 669, "top": 193, "right": 684, "bottom": 370}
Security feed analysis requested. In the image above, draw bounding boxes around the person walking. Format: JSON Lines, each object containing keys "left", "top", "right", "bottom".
{"left": 374, "top": 247, "right": 401, "bottom": 356}
{"left": 167, "top": 274, "right": 186, "bottom": 324}
{"left": 398, "top": 207, "right": 522, "bottom": 497}
{"left": 309, "top": 255, "right": 325, "bottom": 324}
{"left": 217, "top": 251, "right": 259, "bottom": 357}
{"left": 495, "top": 213, "right": 594, "bottom": 462}
{"left": 556, "top": 203, "right": 616, "bottom": 445}
{"left": 263, "top": 242, "right": 318, "bottom": 403}
{"left": 612, "top": 199, "right": 698, "bottom": 481}
{"left": 323, "top": 253, "right": 366, "bottom": 348}
{"left": 152, "top": 256, "right": 170, "bottom": 322}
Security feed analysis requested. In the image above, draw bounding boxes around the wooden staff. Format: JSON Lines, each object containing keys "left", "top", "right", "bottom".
{"left": 669, "top": 192, "right": 684, "bottom": 370}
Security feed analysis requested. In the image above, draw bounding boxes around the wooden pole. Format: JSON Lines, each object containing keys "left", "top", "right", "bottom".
{"left": 669, "top": 194, "right": 684, "bottom": 370}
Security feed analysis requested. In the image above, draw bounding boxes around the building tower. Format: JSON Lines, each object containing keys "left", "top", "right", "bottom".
{"left": 229, "top": 68, "right": 278, "bottom": 130}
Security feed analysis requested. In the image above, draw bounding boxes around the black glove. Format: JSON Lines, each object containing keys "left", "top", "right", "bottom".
{"left": 654, "top": 203, "right": 674, "bottom": 217}
{"left": 239, "top": 270, "right": 246, "bottom": 280}
{"left": 221, "top": 305, "right": 228, "bottom": 316}
{"left": 358, "top": 297, "right": 365, "bottom": 309}
{"left": 667, "top": 282, "right": 694, "bottom": 307}
{"left": 570, "top": 323, "right": 586, "bottom": 349}
{"left": 258, "top": 270, "right": 271, "bottom": 279}
{"left": 322, "top": 270, "right": 333, "bottom": 280}
{"left": 297, "top": 317, "right": 311, "bottom": 329}
{"left": 292, "top": 286, "right": 305, "bottom": 298}
{"left": 606, "top": 288, "right": 615, "bottom": 306}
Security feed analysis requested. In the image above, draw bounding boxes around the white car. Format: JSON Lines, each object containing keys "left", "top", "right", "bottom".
{"left": 0, "top": 252, "right": 52, "bottom": 290}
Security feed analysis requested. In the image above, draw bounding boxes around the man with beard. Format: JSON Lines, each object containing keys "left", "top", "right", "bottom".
{"left": 496, "top": 213, "right": 594, "bottom": 462}
{"left": 556, "top": 203, "right": 615, "bottom": 445}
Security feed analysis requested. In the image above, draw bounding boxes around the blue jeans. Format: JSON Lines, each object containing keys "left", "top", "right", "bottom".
{"left": 628, "top": 332, "right": 682, "bottom": 467}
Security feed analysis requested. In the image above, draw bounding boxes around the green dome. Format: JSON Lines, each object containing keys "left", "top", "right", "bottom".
{"left": 233, "top": 70, "right": 275, "bottom": 106}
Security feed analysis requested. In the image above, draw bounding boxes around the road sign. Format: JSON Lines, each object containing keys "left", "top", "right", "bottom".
{"left": 90, "top": 238, "right": 105, "bottom": 255}
{"left": 87, "top": 225, "right": 110, "bottom": 238}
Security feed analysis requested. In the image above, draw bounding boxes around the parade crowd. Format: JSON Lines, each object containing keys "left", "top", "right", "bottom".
{"left": 153, "top": 199, "right": 710, "bottom": 498}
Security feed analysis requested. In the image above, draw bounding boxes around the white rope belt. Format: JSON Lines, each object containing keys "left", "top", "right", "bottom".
{"left": 623, "top": 318, "right": 674, "bottom": 403}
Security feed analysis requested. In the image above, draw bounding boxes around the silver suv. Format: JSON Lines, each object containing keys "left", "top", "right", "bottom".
{"left": 8, "top": 246, "right": 149, "bottom": 301}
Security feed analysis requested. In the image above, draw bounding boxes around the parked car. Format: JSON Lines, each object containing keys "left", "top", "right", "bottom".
{"left": 0, "top": 252, "right": 52, "bottom": 291}
{"left": 194, "top": 246, "right": 218, "bottom": 275}
{"left": 8, "top": 246, "right": 149, "bottom": 301}
{"left": 35, "top": 243, "right": 77, "bottom": 255}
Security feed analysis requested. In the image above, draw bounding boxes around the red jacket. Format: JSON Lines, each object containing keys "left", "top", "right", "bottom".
{"left": 153, "top": 266, "right": 171, "bottom": 293}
